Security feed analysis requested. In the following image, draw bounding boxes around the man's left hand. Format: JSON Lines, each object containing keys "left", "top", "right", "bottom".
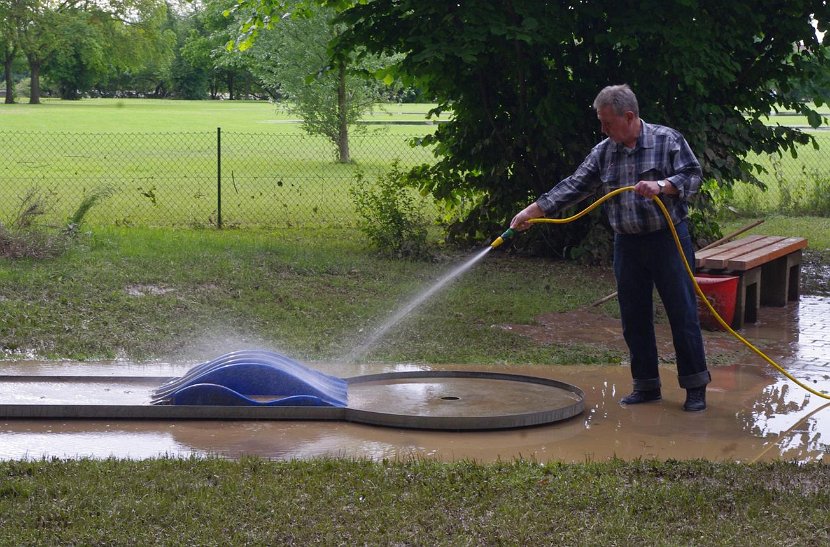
{"left": 634, "top": 180, "right": 661, "bottom": 197}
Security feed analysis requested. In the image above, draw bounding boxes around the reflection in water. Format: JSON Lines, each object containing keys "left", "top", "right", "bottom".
{"left": 738, "top": 380, "right": 830, "bottom": 463}
{"left": 0, "top": 429, "right": 193, "bottom": 460}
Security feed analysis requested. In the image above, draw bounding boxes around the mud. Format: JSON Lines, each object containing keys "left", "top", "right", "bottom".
{"left": 1, "top": 296, "right": 828, "bottom": 464}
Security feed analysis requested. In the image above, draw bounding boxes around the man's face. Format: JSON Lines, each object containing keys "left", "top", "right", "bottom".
{"left": 597, "top": 105, "right": 637, "bottom": 147}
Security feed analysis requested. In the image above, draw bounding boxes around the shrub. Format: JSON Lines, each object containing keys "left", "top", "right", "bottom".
{"left": 349, "top": 162, "right": 433, "bottom": 260}
{"left": 1, "top": 186, "right": 112, "bottom": 259}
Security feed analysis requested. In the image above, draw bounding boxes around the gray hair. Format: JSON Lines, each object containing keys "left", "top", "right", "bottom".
{"left": 593, "top": 84, "right": 639, "bottom": 117}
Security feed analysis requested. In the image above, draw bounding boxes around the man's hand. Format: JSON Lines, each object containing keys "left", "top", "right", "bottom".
{"left": 510, "top": 202, "right": 545, "bottom": 231}
{"left": 634, "top": 180, "right": 662, "bottom": 197}
{"left": 634, "top": 179, "right": 676, "bottom": 197}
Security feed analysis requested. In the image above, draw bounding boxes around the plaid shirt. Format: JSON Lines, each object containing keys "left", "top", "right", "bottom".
{"left": 535, "top": 120, "right": 702, "bottom": 234}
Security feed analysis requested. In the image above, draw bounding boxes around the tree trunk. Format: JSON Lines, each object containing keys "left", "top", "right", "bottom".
{"left": 28, "top": 57, "right": 41, "bottom": 104}
{"left": 227, "top": 73, "right": 235, "bottom": 100}
{"left": 336, "top": 60, "right": 350, "bottom": 163}
{"left": 3, "top": 49, "right": 15, "bottom": 104}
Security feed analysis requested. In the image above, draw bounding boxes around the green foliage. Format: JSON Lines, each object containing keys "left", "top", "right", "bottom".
{"left": 349, "top": 162, "right": 432, "bottom": 259}
{"left": 0, "top": 185, "right": 111, "bottom": 259}
{"left": 566, "top": 215, "right": 613, "bottom": 265}
{"left": 66, "top": 186, "right": 114, "bottom": 235}
{"left": 45, "top": 10, "right": 108, "bottom": 100}
{"left": 688, "top": 179, "right": 727, "bottom": 247}
{"left": 325, "top": 0, "right": 830, "bottom": 253}
{"left": 239, "top": 1, "right": 397, "bottom": 161}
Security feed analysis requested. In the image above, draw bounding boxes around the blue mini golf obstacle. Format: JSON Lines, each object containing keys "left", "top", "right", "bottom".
{"left": 151, "top": 350, "right": 348, "bottom": 407}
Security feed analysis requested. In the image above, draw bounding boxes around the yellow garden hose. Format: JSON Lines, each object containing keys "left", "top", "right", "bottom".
{"left": 506, "top": 186, "right": 829, "bottom": 401}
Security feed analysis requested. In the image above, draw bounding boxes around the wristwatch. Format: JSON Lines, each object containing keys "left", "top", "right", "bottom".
{"left": 657, "top": 179, "right": 667, "bottom": 193}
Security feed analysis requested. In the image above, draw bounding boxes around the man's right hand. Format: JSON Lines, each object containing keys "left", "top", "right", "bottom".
{"left": 510, "top": 202, "right": 545, "bottom": 231}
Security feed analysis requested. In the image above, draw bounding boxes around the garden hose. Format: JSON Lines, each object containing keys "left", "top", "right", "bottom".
{"left": 498, "top": 186, "right": 830, "bottom": 401}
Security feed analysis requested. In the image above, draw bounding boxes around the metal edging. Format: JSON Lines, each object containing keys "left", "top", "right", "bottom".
{"left": 0, "top": 371, "right": 584, "bottom": 430}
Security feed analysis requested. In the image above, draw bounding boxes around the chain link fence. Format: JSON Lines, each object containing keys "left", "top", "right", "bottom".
{"left": 1, "top": 129, "right": 437, "bottom": 228}
{"left": 2, "top": 128, "right": 829, "bottom": 229}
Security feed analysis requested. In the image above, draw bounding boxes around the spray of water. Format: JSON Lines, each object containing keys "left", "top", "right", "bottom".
{"left": 345, "top": 246, "right": 493, "bottom": 363}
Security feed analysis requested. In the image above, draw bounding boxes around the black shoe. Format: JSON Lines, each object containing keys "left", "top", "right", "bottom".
{"left": 620, "top": 389, "right": 662, "bottom": 405}
{"left": 683, "top": 386, "right": 707, "bottom": 412}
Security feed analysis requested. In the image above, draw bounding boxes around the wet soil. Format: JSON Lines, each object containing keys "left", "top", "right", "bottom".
{"left": 1, "top": 256, "right": 828, "bottom": 464}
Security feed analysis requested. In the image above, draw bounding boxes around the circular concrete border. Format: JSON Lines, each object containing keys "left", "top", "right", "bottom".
{"left": 344, "top": 371, "right": 584, "bottom": 430}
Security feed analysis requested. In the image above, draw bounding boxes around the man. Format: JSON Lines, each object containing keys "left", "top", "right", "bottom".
{"left": 509, "top": 84, "right": 710, "bottom": 411}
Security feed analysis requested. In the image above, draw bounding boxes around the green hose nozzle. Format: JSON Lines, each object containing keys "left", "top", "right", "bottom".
{"left": 490, "top": 228, "right": 516, "bottom": 249}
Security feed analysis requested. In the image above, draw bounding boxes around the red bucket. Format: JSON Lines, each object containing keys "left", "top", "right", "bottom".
{"left": 695, "top": 274, "right": 739, "bottom": 331}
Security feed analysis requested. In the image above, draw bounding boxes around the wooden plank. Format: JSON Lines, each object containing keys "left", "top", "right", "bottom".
{"left": 696, "top": 236, "right": 787, "bottom": 270}
{"left": 695, "top": 234, "right": 765, "bottom": 262}
{"left": 726, "top": 237, "right": 807, "bottom": 270}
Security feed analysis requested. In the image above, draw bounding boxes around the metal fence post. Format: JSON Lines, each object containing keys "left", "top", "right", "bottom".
{"left": 217, "top": 127, "right": 222, "bottom": 229}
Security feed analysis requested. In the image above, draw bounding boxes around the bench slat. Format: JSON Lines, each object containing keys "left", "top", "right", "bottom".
{"left": 695, "top": 234, "right": 766, "bottom": 261}
{"left": 726, "top": 237, "right": 808, "bottom": 270}
{"left": 696, "top": 236, "right": 787, "bottom": 270}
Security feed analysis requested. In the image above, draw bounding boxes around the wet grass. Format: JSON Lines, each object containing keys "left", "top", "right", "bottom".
{"left": 0, "top": 225, "right": 621, "bottom": 363}
{"left": 0, "top": 458, "right": 828, "bottom": 545}
{"left": 1, "top": 223, "right": 829, "bottom": 543}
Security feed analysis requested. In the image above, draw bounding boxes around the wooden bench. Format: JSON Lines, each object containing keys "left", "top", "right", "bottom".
{"left": 695, "top": 235, "right": 808, "bottom": 329}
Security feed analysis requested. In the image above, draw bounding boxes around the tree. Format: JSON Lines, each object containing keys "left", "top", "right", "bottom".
{"left": 45, "top": 9, "right": 107, "bottom": 99}
{"left": 179, "top": 0, "right": 260, "bottom": 99}
{"left": 6, "top": 0, "right": 175, "bottom": 101}
{"left": 324, "top": 1, "right": 830, "bottom": 249}
{"left": 231, "top": 1, "right": 391, "bottom": 162}
{"left": 0, "top": 0, "right": 20, "bottom": 103}
{"left": 10, "top": 0, "right": 62, "bottom": 104}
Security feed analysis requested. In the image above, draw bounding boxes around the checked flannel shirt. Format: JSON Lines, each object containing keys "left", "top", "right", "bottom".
{"left": 535, "top": 120, "right": 703, "bottom": 235}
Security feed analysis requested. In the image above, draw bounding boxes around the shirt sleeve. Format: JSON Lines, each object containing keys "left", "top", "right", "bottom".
{"left": 667, "top": 135, "right": 702, "bottom": 200}
{"left": 535, "top": 145, "right": 604, "bottom": 216}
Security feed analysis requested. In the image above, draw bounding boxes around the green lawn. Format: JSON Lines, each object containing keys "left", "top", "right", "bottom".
{"left": 4, "top": 98, "right": 830, "bottom": 227}
{"left": 0, "top": 98, "right": 446, "bottom": 133}
{"left": 1, "top": 458, "right": 828, "bottom": 545}
{"left": 0, "top": 99, "right": 440, "bottom": 227}
{"left": 0, "top": 226, "right": 620, "bottom": 362}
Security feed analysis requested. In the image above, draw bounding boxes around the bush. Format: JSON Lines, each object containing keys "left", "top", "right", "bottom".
{"left": 349, "top": 162, "right": 434, "bottom": 260}
{"left": 1, "top": 186, "right": 111, "bottom": 259}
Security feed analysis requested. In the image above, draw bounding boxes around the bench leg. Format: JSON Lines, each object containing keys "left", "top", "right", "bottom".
{"left": 734, "top": 268, "right": 762, "bottom": 329}
{"left": 760, "top": 250, "right": 802, "bottom": 306}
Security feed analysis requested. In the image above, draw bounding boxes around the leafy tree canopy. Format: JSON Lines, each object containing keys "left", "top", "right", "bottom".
{"left": 182, "top": 1, "right": 830, "bottom": 248}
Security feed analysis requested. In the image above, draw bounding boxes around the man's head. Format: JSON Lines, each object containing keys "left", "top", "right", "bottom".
{"left": 593, "top": 84, "right": 640, "bottom": 148}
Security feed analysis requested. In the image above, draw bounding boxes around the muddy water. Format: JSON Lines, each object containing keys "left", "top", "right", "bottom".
{"left": 1, "top": 297, "right": 828, "bottom": 463}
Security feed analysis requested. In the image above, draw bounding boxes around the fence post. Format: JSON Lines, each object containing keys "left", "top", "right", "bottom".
{"left": 217, "top": 127, "right": 222, "bottom": 229}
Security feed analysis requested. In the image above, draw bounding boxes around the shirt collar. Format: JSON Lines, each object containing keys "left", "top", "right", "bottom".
{"left": 638, "top": 120, "right": 654, "bottom": 149}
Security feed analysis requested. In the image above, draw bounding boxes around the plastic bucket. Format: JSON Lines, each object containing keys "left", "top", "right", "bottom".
{"left": 695, "top": 274, "right": 739, "bottom": 331}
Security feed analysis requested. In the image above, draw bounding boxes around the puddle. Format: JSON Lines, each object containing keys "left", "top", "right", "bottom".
{"left": 1, "top": 297, "right": 828, "bottom": 463}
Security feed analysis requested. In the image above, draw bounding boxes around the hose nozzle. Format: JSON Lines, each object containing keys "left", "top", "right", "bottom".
{"left": 490, "top": 228, "right": 516, "bottom": 249}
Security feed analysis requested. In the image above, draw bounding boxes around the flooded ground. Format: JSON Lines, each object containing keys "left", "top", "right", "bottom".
{"left": 1, "top": 296, "right": 828, "bottom": 463}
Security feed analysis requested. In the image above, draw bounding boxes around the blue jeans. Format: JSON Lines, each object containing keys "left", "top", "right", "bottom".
{"left": 613, "top": 220, "right": 710, "bottom": 390}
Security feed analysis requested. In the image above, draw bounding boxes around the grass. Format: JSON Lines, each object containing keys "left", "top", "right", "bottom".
{"left": 0, "top": 458, "right": 828, "bottom": 544}
{"left": 0, "top": 98, "right": 446, "bottom": 133}
{"left": 0, "top": 225, "right": 621, "bottom": 363}
{"left": 2, "top": 99, "right": 829, "bottom": 542}
{"left": 0, "top": 99, "right": 440, "bottom": 227}
{"left": 719, "top": 215, "right": 830, "bottom": 251}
